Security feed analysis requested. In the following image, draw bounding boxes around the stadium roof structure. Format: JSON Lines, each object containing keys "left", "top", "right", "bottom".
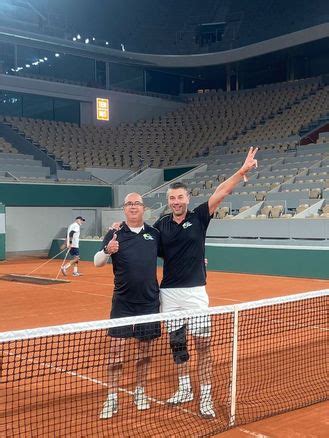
{"left": 0, "top": 22, "right": 328, "bottom": 69}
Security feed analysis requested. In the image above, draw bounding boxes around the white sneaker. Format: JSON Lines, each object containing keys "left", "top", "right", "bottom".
{"left": 72, "top": 272, "right": 82, "bottom": 276}
{"left": 200, "top": 398, "right": 216, "bottom": 419}
{"left": 99, "top": 396, "right": 118, "bottom": 419}
{"left": 134, "top": 387, "right": 150, "bottom": 411}
{"left": 61, "top": 267, "right": 67, "bottom": 276}
{"left": 166, "top": 388, "right": 194, "bottom": 405}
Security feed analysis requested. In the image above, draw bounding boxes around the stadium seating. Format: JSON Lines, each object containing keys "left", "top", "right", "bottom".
{"left": 2, "top": 77, "right": 328, "bottom": 174}
{"left": 0, "top": 137, "right": 17, "bottom": 154}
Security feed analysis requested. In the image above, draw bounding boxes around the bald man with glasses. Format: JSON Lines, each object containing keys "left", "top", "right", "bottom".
{"left": 94, "top": 192, "right": 161, "bottom": 420}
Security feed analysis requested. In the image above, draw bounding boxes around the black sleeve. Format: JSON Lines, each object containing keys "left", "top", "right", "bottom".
{"left": 157, "top": 242, "right": 164, "bottom": 259}
{"left": 147, "top": 225, "right": 162, "bottom": 258}
{"left": 193, "top": 202, "right": 213, "bottom": 229}
{"left": 101, "top": 230, "right": 114, "bottom": 251}
{"left": 155, "top": 229, "right": 163, "bottom": 258}
{"left": 153, "top": 219, "right": 160, "bottom": 231}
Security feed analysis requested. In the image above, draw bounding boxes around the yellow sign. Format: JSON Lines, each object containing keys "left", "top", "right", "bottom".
{"left": 96, "top": 98, "right": 109, "bottom": 121}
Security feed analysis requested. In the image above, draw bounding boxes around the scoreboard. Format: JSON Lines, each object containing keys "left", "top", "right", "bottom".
{"left": 96, "top": 98, "right": 109, "bottom": 121}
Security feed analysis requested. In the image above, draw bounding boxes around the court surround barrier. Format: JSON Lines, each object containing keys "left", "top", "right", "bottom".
{"left": 49, "top": 238, "right": 329, "bottom": 279}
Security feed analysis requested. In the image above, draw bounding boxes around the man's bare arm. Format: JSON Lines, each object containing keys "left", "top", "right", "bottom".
{"left": 208, "top": 147, "right": 258, "bottom": 215}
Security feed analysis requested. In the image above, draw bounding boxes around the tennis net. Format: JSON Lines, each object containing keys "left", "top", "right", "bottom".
{"left": 0, "top": 290, "right": 327, "bottom": 437}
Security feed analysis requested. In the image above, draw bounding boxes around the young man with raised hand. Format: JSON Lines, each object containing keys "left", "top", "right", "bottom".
{"left": 153, "top": 147, "right": 258, "bottom": 418}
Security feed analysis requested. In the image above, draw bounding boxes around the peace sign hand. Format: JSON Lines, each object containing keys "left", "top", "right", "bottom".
{"left": 240, "top": 147, "right": 258, "bottom": 182}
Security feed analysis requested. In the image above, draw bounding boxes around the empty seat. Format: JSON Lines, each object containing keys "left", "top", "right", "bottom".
{"left": 296, "top": 203, "right": 310, "bottom": 214}
{"left": 215, "top": 206, "right": 230, "bottom": 219}
{"left": 259, "top": 205, "right": 273, "bottom": 218}
{"left": 255, "top": 191, "right": 266, "bottom": 201}
{"left": 239, "top": 205, "right": 250, "bottom": 213}
{"left": 309, "top": 188, "right": 322, "bottom": 199}
{"left": 271, "top": 205, "right": 284, "bottom": 218}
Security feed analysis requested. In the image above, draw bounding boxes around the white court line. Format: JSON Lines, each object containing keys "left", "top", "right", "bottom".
{"left": 6, "top": 279, "right": 243, "bottom": 302}
{"left": 209, "top": 296, "right": 243, "bottom": 303}
{"left": 76, "top": 279, "right": 114, "bottom": 287}
{"left": 62, "top": 288, "right": 111, "bottom": 298}
{"left": 313, "top": 326, "right": 329, "bottom": 331}
{"left": 5, "top": 350, "right": 201, "bottom": 419}
{"left": 238, "top": 428, "right": 271, "bottom": 438}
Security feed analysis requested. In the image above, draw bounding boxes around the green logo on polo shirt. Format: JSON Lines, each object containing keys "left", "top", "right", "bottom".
{"left": 143, "top": 233, "right": 154, "bottom": 240}
{"left": 182, "top": 221, "right": 192, "bottom": 229}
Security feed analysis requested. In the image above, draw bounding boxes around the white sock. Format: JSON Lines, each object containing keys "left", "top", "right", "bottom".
{"left": 200, "top": 384, "right": 212, "bottom": 400}
{"left": 107, "top": 392, "right": 117, "bottom": 401}
{"left": 73, "top": 266, "right": 78, "bottom": 273}
{"left": 179, "top": 375, "right": 191, "bottom": 391}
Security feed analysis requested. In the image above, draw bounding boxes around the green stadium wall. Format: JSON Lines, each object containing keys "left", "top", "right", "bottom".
{"left": 0, "top": 183, "right": 113, "bottom": 207}
{"left": 205, "top": 243, "right": 329, "bottom": 279}
{"left": 0, "top": 204, "right": 5, "bottom": 260}
{"left": 164, "top": 166, "right": 196, "bottom": 181}
{"left": 49, "top": 239, "right": 102, "bottom": 261}
{"left": 49, "top": 240, "right": 329, "bottom": 279}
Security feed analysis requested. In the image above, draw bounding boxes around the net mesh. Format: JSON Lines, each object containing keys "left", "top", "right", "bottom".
{"left": 0, "top": 290, "right": 327, "bottom": 437}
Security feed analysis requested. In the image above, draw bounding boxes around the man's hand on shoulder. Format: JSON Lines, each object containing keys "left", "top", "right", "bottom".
{"left": 109, "top": 222, "right": 122, "bottom": 231}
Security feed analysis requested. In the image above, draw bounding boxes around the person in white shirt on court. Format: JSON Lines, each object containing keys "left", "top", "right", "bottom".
{"left": 61, "top": 216, "right": 85, "bottom": 277}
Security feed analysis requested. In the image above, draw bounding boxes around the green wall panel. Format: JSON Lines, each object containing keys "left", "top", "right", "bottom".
{"left": 49, "top": 240, "right": 329, "bottom": 279}
{"left": 164, "top": 166, "right": 195, "bottom": 181}
{"left": 205, "top": 245, "right": 329, "bottom": 279}
{"left": 49, "top": 239, "right": 104, "bottom": 262}
{"left": 0, "top": 183, "right": 112, "bottom": 207}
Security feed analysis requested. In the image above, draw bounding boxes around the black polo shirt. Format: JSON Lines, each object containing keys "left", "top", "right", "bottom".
{"left": 101, "top": 222, "right": 160, "bottom": 304}
{"left": 154, "top": 202, "right": 212, "bottom": 288}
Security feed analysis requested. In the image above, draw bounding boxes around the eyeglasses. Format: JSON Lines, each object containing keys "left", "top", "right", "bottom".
{"left": 123, "top": 201, "right": 144, "bottom": 207}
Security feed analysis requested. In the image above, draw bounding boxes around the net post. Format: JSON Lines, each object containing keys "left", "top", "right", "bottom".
{"left": 229, "top": 306, "right": 239, "bottom": 427}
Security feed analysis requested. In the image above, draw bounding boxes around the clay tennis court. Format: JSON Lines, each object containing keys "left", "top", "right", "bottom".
{"left": 0, "top": 257, "right": 328, "bottom": 437}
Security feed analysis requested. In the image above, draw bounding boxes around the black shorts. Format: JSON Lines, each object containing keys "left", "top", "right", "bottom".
{"left": 69, "top": 247, "right": 79, "bottom": 257}
{"left": 109, "top": 298, "right": 161, "bottom": 341}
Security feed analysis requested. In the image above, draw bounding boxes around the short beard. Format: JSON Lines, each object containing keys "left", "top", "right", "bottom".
{"left": 171, "top": 206, "right": 186, "bottom": 217}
